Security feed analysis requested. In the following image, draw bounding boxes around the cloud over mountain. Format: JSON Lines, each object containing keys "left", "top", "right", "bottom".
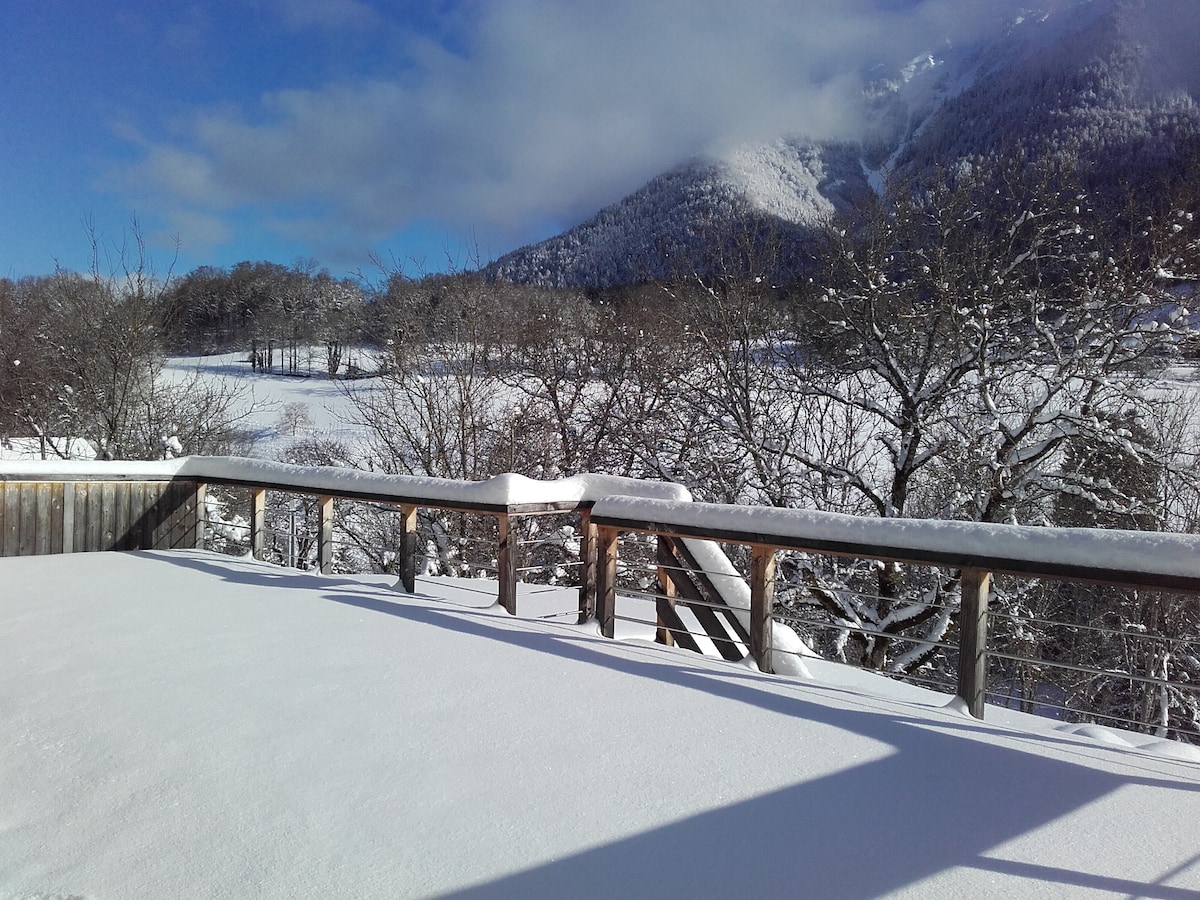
{"left": 116, "top": 0, "right": 1025, "bottom": 264}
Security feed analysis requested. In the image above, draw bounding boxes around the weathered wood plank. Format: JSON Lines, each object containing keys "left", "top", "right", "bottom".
{"left": 125, "top": 481, "right": 147, "bottom": 550}
{"left": 149, "top": 482, "right": 171, "bottom": 550}
{"left": 32, "top": 487, "right": 51, "bottom": 556}
{"left": 0, "top": 482, "right": 14, "bottom": 557}
{"left": 50, "top": 483, "right": 66, "bottom": 554}
{"left": 112, "top": 482, "right": 131, "bottom": 551}
{"left": 63, "top": 482, "right": 77, "bottom": 553}
{"left": 18, "top": 485, "right": 37, "bottom": 556}
{"left": 80, "top": 482, "right": 96, "bottom": 551}
{"left": 99, "top": 482, "right": 118, "bottom": 550}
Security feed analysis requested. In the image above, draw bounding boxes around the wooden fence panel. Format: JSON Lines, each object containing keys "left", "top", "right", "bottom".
{"left": 0, "top": 480, "right": 206, "bottom": 556}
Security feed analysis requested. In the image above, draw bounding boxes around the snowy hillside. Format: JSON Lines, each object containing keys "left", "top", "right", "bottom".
{"left": 487, "top": 0, "right": 1200, "bottom": 289}
{"left": 3, "top": 549, "right": 1199, "bottom": 898}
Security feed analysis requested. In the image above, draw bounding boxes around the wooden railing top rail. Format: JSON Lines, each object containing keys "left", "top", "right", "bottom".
{"left": 0, "top": 457, "right": 690, "bottom": 516}
{"left": 590, "top": 496, "right": 1200, "bottom": 596}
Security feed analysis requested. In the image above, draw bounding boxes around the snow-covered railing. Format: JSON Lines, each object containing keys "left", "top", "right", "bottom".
{"left": 0, "top": 457, "right": 688, "bottom": 616}
{"left": 588, "top": 497, "right": 1200, "bottom": 719}
{"left": 6, "top": 456, "right": 1200, "bottom": 725}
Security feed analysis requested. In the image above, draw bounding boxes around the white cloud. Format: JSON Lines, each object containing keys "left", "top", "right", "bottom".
{"left": 120, "top": 0, "right": 1025, "bottom": 262}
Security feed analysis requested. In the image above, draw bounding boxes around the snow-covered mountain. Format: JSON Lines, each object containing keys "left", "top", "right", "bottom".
{"left": 485, "top": 141, "right": 869, "bottom": 288}
{"left": 488, "top": 0, "right": 1200, "bottom": 289}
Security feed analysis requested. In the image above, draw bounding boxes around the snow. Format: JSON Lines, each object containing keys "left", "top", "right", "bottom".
{"left": 0, "top": 456, "right": 691, "bottom": 508}
{"left": 0, "top": 436, "right": 96, "bottom": 461}
{"left": 3, "top": 549, "right": 1199, "bottom": 898}
{"left": 592, "top": 495, "right": 1200, "bottom": 584}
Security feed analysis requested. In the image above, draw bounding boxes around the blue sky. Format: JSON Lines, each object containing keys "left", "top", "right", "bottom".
{"left": 0, "top": 0, "right": 1011, "bottom": 281}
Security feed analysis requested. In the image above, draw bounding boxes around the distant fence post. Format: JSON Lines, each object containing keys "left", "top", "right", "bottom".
{"left": 317, "top": 495, "right": 334, "bottom": 574}
{"left": 398, "top": 504, "right": 418, "bottom": 593}
{"left": 956, "top": 567, "right": 991, "bottom": 719}
{"left": 596, "top": 525, "right": 619, "bottom": 639}
{"left": 749, "top": 544, "right": 776, "bottom": 674}
{"left": 250, "top": 488, "right": 266, "bottom": 560}
{"left": 497, "top": 513, "right": 517, "bottom": 615}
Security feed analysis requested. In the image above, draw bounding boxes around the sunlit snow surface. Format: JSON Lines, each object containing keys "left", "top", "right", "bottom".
{"left": 2, "top": 550, "right": 1199, "bottom": 899}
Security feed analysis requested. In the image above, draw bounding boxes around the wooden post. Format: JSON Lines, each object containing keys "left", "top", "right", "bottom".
{"left": 497, "top": 513, "right": 517, "bottom": 615}
{"left": 193, "top": 482, "right": 207, "bottom": 550}
{"left": 577, "top": 507, "right": 597, "bottom": 624}
{"left": 398, "top": 504, "right": 418, "bottom": 593}
{"left": 750, "top": 545, "right": 776, "bottom": 674}
{"left": 655, "top": 536, "right": 678, "bottom": 646}
{"left": 250, "top": 487, "right": 266, "bottom": 560}
{"left": 317, "top": 495, "right": 334, "bottom": 574}
{"left": 596, "top": 525, "right": 619, "bottom": 639}
{"left": 957, "top": 567, "right": 991, "bottom": 719}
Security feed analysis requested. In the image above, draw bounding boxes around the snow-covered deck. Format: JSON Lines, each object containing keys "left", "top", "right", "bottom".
{"left": 3, "top": 550, "right": 1199, "bottom": 898}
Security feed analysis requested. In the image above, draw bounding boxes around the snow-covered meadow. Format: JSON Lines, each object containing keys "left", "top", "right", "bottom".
{"left": 2, "top": 548, "right": 1199, "bottom": 898}
{"left": 160, "top": 352, "right": 365, "bottom": 455}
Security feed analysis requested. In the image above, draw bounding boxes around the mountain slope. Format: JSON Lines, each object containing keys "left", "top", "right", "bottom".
{"left": 488, "top": 0, "right": 1200, "bottom": 289}
{"left": 487, "top": 141, "right": 869, "bottom": 288}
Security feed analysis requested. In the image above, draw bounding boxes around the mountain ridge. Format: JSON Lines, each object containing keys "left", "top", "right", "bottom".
{"left": 487, "top": 0, "right": 1200, "bottom": 289}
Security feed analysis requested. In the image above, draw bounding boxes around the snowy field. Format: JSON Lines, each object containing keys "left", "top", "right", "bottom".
{"left": 160, "top": 350, "right": 1200, "bottom": 460}
{"left": 161, "top": 352, "right": 366, "bottom": 455}
{"left": 2, "top": 549, "right": 1199, "bottom": 899}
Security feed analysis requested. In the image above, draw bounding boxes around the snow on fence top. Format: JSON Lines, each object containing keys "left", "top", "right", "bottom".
{"left": 5, "top": 455, "right": 1198, "bottom": 592}
{"left": 591, "top": 496, "right": 1200, "bottom": 593}
{"left": 0, "top": 456, "right": 691, "bottom": 511}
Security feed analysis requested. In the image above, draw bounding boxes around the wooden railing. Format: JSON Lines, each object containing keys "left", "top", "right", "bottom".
{"left": 4, "top": 457, "right": 1200, "bottom": 726}
{"left": 589, "top": 497, "right": 1200, "bottom": 718}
